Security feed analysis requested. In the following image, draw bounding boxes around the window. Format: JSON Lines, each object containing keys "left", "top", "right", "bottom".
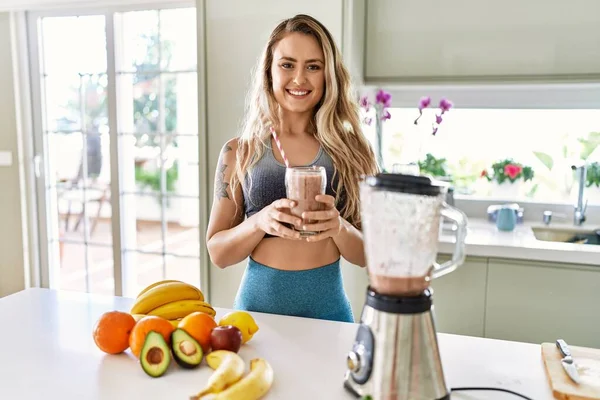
{"left": 376, "top": 107, "right": 600, "bottom": 204}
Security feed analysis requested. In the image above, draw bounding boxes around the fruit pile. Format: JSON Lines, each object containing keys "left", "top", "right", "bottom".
{"left": 92, "top": 280, "right": 272, "bottom": 400}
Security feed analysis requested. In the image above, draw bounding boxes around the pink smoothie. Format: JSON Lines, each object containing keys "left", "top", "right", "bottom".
{"left": 285, "top": 167, "right": 326, "bottom": 236}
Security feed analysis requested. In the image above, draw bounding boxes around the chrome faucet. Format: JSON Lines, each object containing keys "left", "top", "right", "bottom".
{"left": 571, "top": 163, "right": 588, "bottom": 225}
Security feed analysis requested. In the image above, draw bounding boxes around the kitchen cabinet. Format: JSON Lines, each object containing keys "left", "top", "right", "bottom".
{"left": 485, "top": 258, "right": 600, "bottom": 348}
{"left": 431, "top": 256, "right": 488, "bottom": 338}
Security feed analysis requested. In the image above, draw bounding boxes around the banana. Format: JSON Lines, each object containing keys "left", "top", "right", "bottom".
{"left": 136, "top": 280, "right": 185, "bottom": 298}
{"left": 168, "top": 319, "right": 181, "bottom": 328}
{"left": 147, "top": 299, "right": 216, "bottom": 319}
{"left": 136, "top": 280, "right": 205, "bottom": 302}
{"left": 196, "top": 358, "right": 274, "bottom": 400}
{"left": 130, "top": 281, "right": 204, "bottom": 315}
{"left": 191, "top": 350, "right": 246, "bottom": 399}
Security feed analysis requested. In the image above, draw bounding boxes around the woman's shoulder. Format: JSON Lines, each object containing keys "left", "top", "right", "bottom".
{"left": 222, "top": 137, "right": 240, "bottom": 153}
{"left": 218, "top": 138, "right": 242, "bottom": 165}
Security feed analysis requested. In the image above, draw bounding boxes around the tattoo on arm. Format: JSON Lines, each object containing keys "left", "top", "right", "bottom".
{"left": 214, "top": 144, "right": 233, "bottom": 200}
{"left": 215, "top": 162, "right": 230, "bottom": 200}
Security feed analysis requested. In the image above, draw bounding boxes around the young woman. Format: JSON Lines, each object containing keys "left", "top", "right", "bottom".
{"left": 206, "top": 14, "right": 378, "bottom": 323}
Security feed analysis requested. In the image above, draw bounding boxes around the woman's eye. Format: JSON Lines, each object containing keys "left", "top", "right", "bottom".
{"left": 307, "top": 65, "right": 321, "bottom": 71}
{"left": 281, "top": 63, "right": 293, "bottom": 69}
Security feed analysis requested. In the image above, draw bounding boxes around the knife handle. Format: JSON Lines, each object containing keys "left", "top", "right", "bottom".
{"left": 556, "top": 339, "right": 572, "bottom": 358}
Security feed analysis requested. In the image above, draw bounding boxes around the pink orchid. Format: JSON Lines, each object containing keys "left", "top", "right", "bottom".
{"left": 375, "top": 89, "right": 392, "bottom": 108}
{"left": 360, "top": 95, "right": 370, "bottom": 112}
{"left": 439, "top": 98, "right": 453, "bottom": 113}
{"left": 359, "top": 89, "right": 392, "bottom": 125}
{"left": 414, "top": 96, "right": 453, "bottom": 136}
{"left": 419, "top": 96, "right": 431, "bottom": 111}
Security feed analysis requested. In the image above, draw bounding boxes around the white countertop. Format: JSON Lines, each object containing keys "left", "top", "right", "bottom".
{"left": 0, "top": 288, "right": 555, "bottom": 399}
{"left": 439, "top": 218, "right": 600, "bottom": 266}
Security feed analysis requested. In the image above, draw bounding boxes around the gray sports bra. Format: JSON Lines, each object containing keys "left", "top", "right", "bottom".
{"left": 242, "top": 140, "right": 346, "bottom": 234}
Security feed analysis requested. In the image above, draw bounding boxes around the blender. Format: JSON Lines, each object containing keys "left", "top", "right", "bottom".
{"left": 343, "top": 173, "right": 468, "bottom": 400}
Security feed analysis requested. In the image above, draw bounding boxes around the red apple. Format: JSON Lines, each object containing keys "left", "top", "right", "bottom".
{"left": 210, "top": 325, "right": 243, "bottom": 353}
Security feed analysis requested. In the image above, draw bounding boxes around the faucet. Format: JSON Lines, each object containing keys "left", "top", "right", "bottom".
{"left": 571, "top": 163, "right": 588, "bottom": 225}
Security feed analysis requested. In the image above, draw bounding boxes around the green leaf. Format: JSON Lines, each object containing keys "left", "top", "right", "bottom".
{"left": 578, "top": 132, "right": 600, "bottom": 160}
{"left": 533, "top": 151, "right": 554, "bottom": 171}
{"left": 587, "top": 162, "right": 600, "bottom": 187}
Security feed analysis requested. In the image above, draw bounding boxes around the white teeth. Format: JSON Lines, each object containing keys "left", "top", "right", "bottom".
{"left": 289, "top": 90, "right": 308, "bottom": 96}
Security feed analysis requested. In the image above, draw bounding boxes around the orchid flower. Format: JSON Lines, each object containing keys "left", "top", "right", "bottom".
{"left": 414, "top": 97, "right": 453, "bottom": 136}
{"left": 359, "top": 89, "right": 393, "bottom": 126}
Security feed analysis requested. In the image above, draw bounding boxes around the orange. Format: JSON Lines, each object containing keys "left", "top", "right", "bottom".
{"left": 93, "top": 311, "right": 136, "bottom": 355}
{"left": 178, "top": 311, "right": 217, "bottom": 353}
{"left": 128, "top": 315, "right": 175, "bottom": 359}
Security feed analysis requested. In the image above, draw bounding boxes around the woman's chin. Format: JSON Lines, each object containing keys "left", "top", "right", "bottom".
{"left": 281, "top": 102, "right": 317, "bottom": 114}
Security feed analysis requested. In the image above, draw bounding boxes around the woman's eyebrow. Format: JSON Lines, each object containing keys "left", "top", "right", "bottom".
{"left": 279, "top": 56, "right": 324, "bottom": 64}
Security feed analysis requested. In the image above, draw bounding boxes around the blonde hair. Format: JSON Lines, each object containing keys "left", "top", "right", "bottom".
{"left": 231, "top": 14, "right": 378, "bottom": 228}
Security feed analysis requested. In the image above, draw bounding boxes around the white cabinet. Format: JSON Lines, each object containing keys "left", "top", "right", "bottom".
{"left": 485, "top": 259, "right": 600, "bottom": 348}
{"left": 431, "top": 256, "right": 487, "bottom": 338}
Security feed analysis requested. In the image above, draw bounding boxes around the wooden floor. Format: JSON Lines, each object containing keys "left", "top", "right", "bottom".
{"left": 57, "top": 218, "right": 201, "bottom": 296}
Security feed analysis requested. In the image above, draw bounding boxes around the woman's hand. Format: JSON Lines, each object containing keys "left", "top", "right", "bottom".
{"left": 254, "top": 199, "right": 302, "bottom": 240}
{"left": 301, "top": 194, "right": 342, "bottom": 242}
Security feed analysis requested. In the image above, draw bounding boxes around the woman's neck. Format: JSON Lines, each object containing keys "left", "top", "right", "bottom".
{"left": 278, "top": 108, "right": 313, "bottom": 137}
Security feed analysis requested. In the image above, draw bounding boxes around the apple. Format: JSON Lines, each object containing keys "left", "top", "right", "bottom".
{"left": 210, "top": 325, "right": 243, "bottom": 353}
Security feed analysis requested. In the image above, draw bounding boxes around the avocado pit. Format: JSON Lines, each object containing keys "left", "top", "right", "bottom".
{"left": 179, "top": 340, "right": 197, "bottom": 356}
{"left": 146, "top": 347, "right": 164, "bottom": 365}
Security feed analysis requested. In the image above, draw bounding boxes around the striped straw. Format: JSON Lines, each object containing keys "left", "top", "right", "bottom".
{"left": 270, "top": 126, "right": 290, "bottom": 168}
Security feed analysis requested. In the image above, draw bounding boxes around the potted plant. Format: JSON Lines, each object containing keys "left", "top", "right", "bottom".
{"left": 586, "top": 161, "right": 600, "bottom": 204}
{"left": 418, "top": 153, "right": 451, "bottom": 180}
{"left": 481, "top": 158, "right": 534, "bottom": 199}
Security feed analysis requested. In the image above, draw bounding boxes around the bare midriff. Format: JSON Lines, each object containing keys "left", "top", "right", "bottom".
{"left": 251, "top": 236, "right": 340, "bottom": 271}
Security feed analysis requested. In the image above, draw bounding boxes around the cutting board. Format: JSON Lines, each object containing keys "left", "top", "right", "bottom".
{"left": 542, "top": 342, "right": 600, "bottom": 399}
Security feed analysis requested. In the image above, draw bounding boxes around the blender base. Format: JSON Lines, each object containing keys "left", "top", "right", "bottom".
{"left": 343, "top": 288, "right": 450, "bottom": 400}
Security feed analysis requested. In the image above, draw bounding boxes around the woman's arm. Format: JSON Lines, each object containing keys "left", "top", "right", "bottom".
{"left": 206, "top": 140, "right": 261, "bottom": 268}
{"left": 206, "top": 140, "right": 302, "bottom": 268}
{"left": 302, "top": 195, "right": 367, "bottom": 267}
{"left": 330, "top": 218, "right": 366, "bottom": 267}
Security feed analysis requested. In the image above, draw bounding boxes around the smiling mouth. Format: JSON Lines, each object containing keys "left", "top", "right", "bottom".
{"left": 286, "top": 89, "right": 311, "bottom": 98}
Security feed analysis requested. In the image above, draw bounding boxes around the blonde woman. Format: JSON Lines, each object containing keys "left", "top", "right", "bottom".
{"left": 206, "top": 14, "right": 378, "bottom": 322}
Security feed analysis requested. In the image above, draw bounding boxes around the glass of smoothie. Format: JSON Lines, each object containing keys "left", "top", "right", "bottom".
{"left": 285, "top": 166, "right": 327, "bottom": 237}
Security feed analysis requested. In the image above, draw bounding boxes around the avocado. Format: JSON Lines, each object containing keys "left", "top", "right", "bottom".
{"left": 171, "top": 328, "right": 203, "bottom": 369}
{"left": 140, "top": 331, "right": 171, "bottom": 378}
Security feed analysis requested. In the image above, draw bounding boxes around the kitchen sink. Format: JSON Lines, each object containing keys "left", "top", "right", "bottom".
{"left": 532, "top": 226, "right": 600, "bottom": 245}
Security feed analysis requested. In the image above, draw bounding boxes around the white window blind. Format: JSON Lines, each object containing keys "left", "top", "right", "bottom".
{"left": 365, "top": 0, "right": 600, "bottom": 82}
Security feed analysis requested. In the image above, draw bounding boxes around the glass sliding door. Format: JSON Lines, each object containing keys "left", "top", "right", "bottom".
{"left": 27, "top": 4, "right": 201, "bottom": 298}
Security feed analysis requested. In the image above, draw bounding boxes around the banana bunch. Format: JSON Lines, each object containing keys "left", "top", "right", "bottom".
{"left": 191, "top": 350, "right": 274, "bottom": 400}
{"left": 130, "top": 280, "right": 215, "bottom": 326}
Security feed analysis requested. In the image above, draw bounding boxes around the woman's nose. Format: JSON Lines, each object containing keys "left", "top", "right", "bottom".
{"left": 292, "top": 69, "right": 307, "bottom": 85}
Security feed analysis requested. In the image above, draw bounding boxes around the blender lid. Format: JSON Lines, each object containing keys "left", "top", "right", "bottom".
{"left": 364, "top": 173, "right": 448, "bottom": 196}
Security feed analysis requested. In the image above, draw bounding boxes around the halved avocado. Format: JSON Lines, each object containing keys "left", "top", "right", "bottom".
{"left": 171, "top": 328, "right": 203, "bottom": 369}
{"left": 140, "top": 331, "right": 171, "bottom": 378}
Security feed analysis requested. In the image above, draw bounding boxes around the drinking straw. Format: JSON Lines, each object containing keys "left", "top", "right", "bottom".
{"left": 270, "top": 126, "right": 290, "bottom": 168}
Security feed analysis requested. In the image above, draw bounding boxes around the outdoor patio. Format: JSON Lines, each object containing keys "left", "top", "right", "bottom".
{"left": 57, "top": 218, "right": 201, "bottom": 296}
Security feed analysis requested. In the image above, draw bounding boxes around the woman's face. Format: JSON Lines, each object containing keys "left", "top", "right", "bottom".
{"left": 270, "top": 32, "right": 325, "bottom": 115}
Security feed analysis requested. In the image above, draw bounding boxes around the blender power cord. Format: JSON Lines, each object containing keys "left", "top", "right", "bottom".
{"left": 451, "top": 386, "right": 533, "bottom": 399}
